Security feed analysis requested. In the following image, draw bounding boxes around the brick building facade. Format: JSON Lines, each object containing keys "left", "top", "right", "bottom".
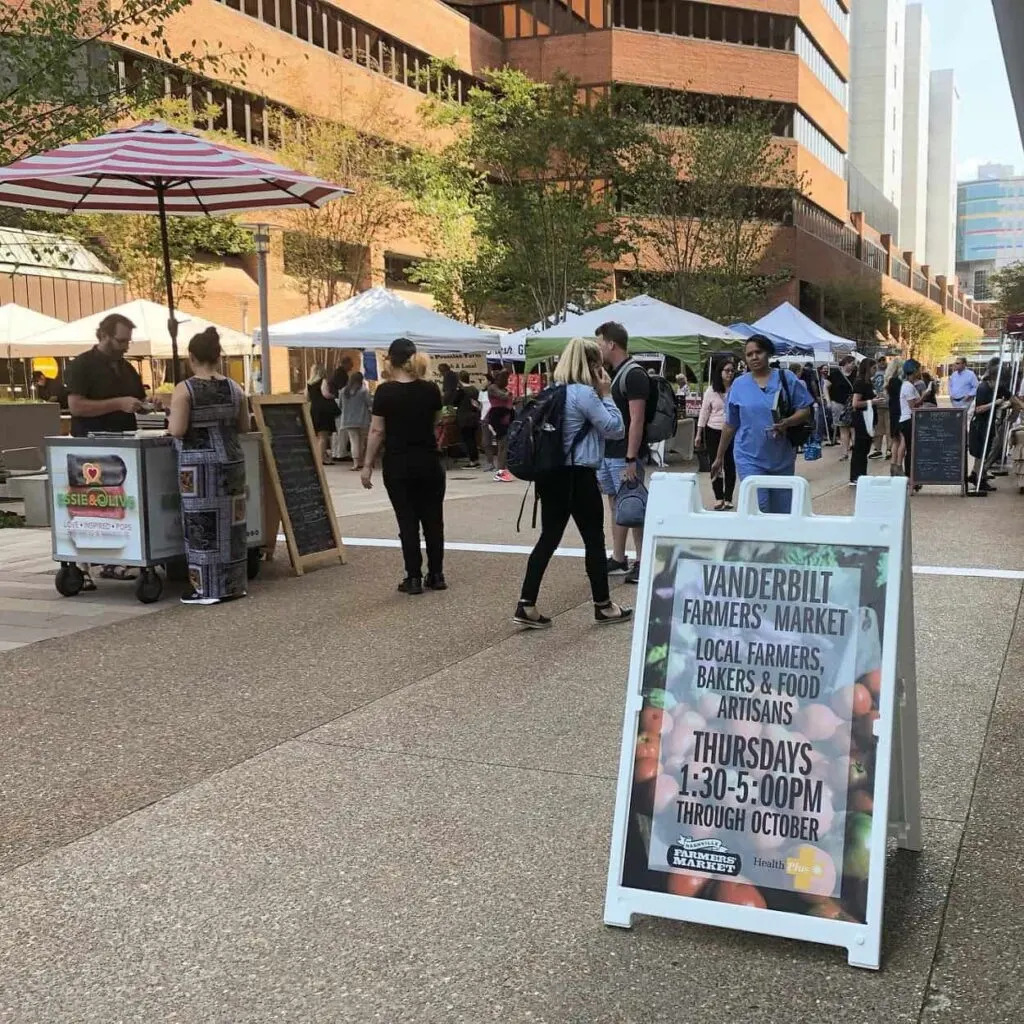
{"left": 118, "top": 0, "right": 983, "bottom": 357}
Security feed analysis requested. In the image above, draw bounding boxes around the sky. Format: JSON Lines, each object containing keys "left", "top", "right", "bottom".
{"left": 921, "top": 0, "right": 1024, "bottom": 181}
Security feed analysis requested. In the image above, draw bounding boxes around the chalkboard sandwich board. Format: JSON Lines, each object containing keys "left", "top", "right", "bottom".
{"left": 251, "top": 395, "right": 345, "bottom": 575}
{"left": 910, "top": 406, "right": 966, "bottom": 492}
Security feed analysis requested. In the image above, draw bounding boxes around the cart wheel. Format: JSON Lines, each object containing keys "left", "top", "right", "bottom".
{"left": 135, "top": 569, "right": 163, "bottom": 604}
{"left": 54, "top": 564, "right": 85, "bottom": 597}
{"left": 246, "top": 547, "right": 263, "bottom": 580}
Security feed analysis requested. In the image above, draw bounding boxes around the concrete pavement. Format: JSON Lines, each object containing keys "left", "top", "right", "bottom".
{"left": 0, "top": 449, "right": 1021, "bottom": 1022}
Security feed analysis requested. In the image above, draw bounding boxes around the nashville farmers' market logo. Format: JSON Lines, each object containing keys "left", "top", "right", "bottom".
{"left": 667, "top": 836, "right": 741, "bottom": 877}
{"left": 57, "top": 457, "right": 135, "bottom": 519}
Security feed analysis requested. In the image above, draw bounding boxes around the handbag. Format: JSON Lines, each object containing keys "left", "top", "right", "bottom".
{"left": 803, "top": 435, "right": 822, "bottom": 462}
{"left": 777, "top": 370, "right": 813, "bottom": 448}
{"left": 615, "top": 475, "right": 649, "bottom": 528}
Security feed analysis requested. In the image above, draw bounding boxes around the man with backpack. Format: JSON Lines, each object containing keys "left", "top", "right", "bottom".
{"left": 596, "top": 321, "right": 649, "bottom": 585}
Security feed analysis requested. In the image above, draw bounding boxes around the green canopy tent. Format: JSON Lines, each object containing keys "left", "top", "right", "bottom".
{"left": 525, "top": 294, "right": 744, "bottom": 376}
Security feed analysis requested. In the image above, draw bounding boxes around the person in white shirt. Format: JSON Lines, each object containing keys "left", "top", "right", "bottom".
{"left": 696, "top": 357, "right": 736, "bottom": 510}
{"left": 898, "top": 359, "right": 924, "bottom": 480}
{"left": 948, "top": 357, "right": 979, "bottom": 408}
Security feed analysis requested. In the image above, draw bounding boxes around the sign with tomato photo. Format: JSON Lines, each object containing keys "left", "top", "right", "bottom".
{"left": 622, "top": 539, "right": 884, "bottom": 922}
{"left": 604, "top": 474, "right": 919, "bottom": 970}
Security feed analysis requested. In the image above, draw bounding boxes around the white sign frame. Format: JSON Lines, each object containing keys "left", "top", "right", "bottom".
{"left": 604, "top": 473, "right": 921, "bottom": 970}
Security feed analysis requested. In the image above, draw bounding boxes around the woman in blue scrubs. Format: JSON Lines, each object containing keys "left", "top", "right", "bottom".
{"left": 711, "top": 335, "right": 813, "bottom": 514}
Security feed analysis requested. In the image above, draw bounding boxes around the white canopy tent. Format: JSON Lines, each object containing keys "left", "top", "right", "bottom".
{"left": 267, "top": 287, "right": 500, "bottom": 353}
{"left": 751, "top": 302, "right": 857, "bottom": 363}
{"left": 1, "top": 304, "right": 65, "bottom": 358}
{"left": 30, "top": 299, "right": 256, "bottom": 358}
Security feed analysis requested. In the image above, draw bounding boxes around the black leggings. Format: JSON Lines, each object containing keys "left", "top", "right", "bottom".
{"left": 704, "top": 426, "right": 735, "bottom": 501}
{"left": 520, "top": 468, "right": 609, "bottom": 606}
{"left": 900, "top": 420, "right": 913, "bottom": 478}
{"left": 850, "top": 433, "right": 872, "bottom": 482}
{"left": 460, "top": 425, "right": 478, "bottom": 463}
{"left": 383, "top": 458, "right": 446, "bottom": 579}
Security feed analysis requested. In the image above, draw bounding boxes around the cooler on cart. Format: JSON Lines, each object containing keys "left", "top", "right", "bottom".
{"left": 45, "top": 432, "right": 268, "bottom": 603}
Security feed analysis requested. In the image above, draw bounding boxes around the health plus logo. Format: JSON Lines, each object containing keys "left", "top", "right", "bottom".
{"left": 785, "top": 845, "right": 834, "bottom": 893}
{"left": 58, "top": 456, "right": 135, "bottom": 519}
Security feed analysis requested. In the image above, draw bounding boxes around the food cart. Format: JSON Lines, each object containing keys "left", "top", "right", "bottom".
{"left": 45, "top": 431, "right": 267, "bottom": 603}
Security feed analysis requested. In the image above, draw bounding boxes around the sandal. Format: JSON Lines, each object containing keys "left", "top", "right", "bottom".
{"left": 594, "top": 601, "right": 634, "bottom": 625}
{"left": 99, "top": 565, "right": 137, "bottom": 581}
{"left": 713, "top": 500, "right": 725, "bottom": 511}
{"left": 723, "top": 501, "right": 734, "bottom": 510}
{"left": 514, "top": 601, "right": 551, "bottom": 629}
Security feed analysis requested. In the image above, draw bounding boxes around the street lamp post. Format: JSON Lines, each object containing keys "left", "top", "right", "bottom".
{"left": 253, "top": 225, "right": 272, "bottom": 394}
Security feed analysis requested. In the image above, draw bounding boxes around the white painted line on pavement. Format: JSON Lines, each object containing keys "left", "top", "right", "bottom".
{"left": 911, "top": 565, "right": 1024, "bottom": 580}
{"left": 278, "top": 534, "right": 1024, "bottom": 580}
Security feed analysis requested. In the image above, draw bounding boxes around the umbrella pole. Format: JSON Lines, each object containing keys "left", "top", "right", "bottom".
{"left": 156, "top": 189, "right": 181, "bottom": 384}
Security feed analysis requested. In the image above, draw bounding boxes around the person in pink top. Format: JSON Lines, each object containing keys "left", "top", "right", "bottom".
{"left": 696, "top": 356, "right": 736, "bottom": 510}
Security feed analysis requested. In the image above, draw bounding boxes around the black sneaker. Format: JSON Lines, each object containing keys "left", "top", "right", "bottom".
{"left": 607, "top": 557, "right": 629, "bottom": 575}
{"left": 624, "top": 563, "right": 640, "bottom": 585}
{"left": 424, "top": 573, "right": 448, "bottom": 591}
{"left": 181, "top": 589, "right": 219, "bottom": 605}
{"left": 513, "top": 602, "right": 552, "bottom": 629}
{"left": 868, "top": 451, "right": 883, "bottom": 460}
{"left": 397, "top": 576, "right": 424, "bottom": 595}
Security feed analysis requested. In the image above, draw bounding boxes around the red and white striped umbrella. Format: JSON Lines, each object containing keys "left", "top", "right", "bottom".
{"left": 0, "top": 119, "right": 350, "bottom": 214}
{"left": 0, "top": 121, "right": 350, "bottom": 380}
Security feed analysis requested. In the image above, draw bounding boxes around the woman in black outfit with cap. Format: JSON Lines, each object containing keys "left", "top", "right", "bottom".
{"left": 361, "top": 338, "right": 447, "bottom": 594}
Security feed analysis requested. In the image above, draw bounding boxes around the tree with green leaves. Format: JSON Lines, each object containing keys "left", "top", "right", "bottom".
{"left": 990, "top": 261, "right": 1024, "bottom": 319}
{"left": 276, "top": 79, "right": 420, "bottom": 311}
{"left": 0, "top": 0, "right": 233, "bottom": 161}
{"left": 821, "top": 279, "right": 889, "bottom": 349}
{"left": 399, "top": 150, "right": 502, "bottom": 325}
{"left": 882, "top": 297, "right": 969, "bottom": 367}
{"left": 615, "top": 89, "right": 801, "bottom": 323}
{"left": 426, "top": 70, "right": 635, "bottom": 327}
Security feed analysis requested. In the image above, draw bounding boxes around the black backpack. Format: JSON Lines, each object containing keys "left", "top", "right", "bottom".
{"left": 507, "top": 384, "right": 590, "bottom": 481}
{"left": 612, "top": 360, "right": 679, "bottom": 444}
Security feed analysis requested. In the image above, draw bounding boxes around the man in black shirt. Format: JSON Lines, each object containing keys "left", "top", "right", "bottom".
{"left": 968, "top": 359, "right": 1023, "bottom": 491}
{"left": 597, "top": 321, "right": 650, "bottom": 585}
{"left": 65, "top": 313, "right": 146, "bottom": 436}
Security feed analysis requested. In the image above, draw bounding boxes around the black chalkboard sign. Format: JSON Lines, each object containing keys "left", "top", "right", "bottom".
{"left": 252, "top": 396, "right": 344, "bottom": 574}
{"left": 911, "top": 406, "right": 966, "bottom": 491}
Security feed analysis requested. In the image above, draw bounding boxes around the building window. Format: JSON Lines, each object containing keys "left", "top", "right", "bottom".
{"left": 795, "top": 24, "right": 848, "bottom": 107}
{"left": 794, "top": 110, "right": 845, "bottom": 177}
{"left": 212, "top": 0, "right": 479, "bottom": 103}
{"left": 607, "top": 1, "right": 796, "bottom": 51}
{"left": 384, "top": 252, "right": 423, "bottom": 289}
{"left": 819, "top": 0, "right": 848, "bottom": 38}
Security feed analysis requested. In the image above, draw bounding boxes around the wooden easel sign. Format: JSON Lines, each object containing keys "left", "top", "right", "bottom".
{"left": 604, "top": 474, "right": 921, "bottom": 969}
{"left": 251, "top": 395, "right": 345, "bottom": 576}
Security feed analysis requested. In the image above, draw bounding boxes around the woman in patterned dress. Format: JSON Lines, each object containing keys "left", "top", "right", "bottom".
{"left": 167, "top": 327, "right": 251, "bottom": 605}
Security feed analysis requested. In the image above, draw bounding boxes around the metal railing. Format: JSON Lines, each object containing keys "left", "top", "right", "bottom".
{"left": 861, "top": 238, "right": 887, "bottom": 275}
{"left": 792, "top": 198, "right": 858, "bottom": 258}
{"left": 913, "top": 272, "right": 928, "bottom": 295}
{"left": 891, "top": 258, "right": 910, "bottom": 287}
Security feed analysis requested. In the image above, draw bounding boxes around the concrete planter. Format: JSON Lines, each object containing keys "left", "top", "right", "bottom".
{"left": 0, "top": 402, "right": 61, "bottom": 464}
